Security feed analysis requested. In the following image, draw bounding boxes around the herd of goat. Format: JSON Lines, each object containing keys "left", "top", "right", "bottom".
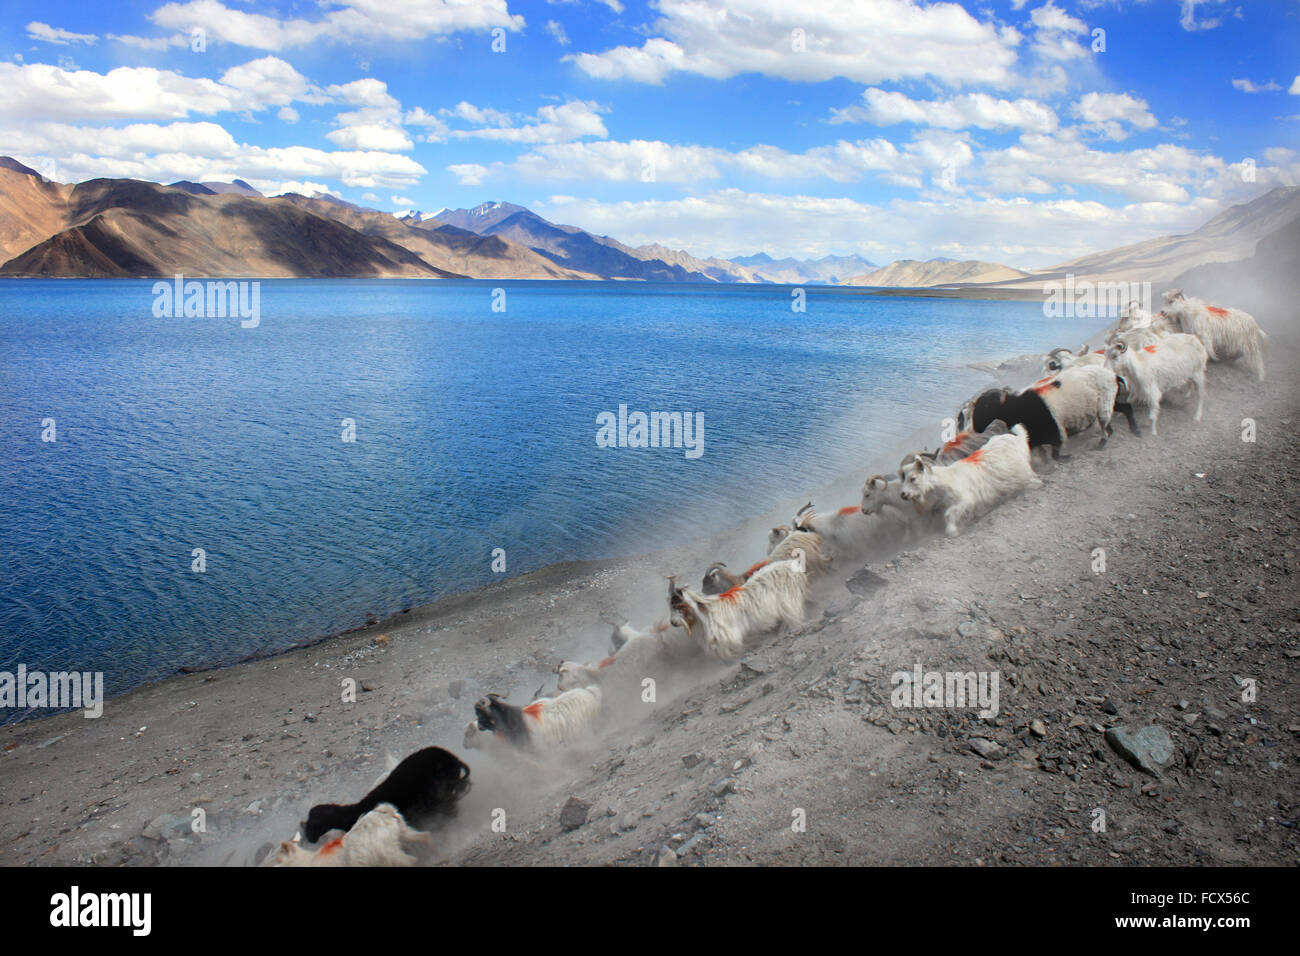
{"left": 268, "top": 288, "right": 1266, "bottom": 865}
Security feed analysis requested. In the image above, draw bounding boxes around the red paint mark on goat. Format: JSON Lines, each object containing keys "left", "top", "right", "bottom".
{"left": 837, "top": 505, "right": 859, "bottom": 516}
{"left": 718, "top": 585, "right": 744, "bottom": 602}
{"left": 1032, "top": 380, "right": 1058, "bottom": 395}
{"left": 941, "top": 430, "right": 971, "bottom": 453}
{"left": 963, "top": 449, "right": 986, "bottom": 465}
{"left": 1206, "top": 305, "right": 1228, "bottom": 318}
{"left": 1143, "top": 344, "right": 1158, "bottom": 353}
{"left": 522, "top": 701, "right": 545, "bottom": 723}
{"left": 1093, "top": 349, "right": 1104, "bottom": 355}
{"left": 743, "top": 560, "right": 768, "bottom": 578}
{"left": 320, "top": 837, "right": 344, "bottom": 855}
{"left": 598, "top": 656, "right": 616, "bottom": 670}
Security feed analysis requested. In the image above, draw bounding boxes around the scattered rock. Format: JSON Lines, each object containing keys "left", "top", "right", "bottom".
{"left": 1105, "top": 725, "right": 1176, "bottom": 777}
{"left": 1030, "top": 719, "right": 1047, "bottom": 738}
{"left": 560, "top": 797, "right": 591, "bottom": 831}
{"left": 969, "top": 738, "right": 1005, "bottom": 760}
{"left": 844, "top": 568, "right": 887, "bottom": 598}
{"left": 680, "top": 752, "right": 704, "bottom": 769}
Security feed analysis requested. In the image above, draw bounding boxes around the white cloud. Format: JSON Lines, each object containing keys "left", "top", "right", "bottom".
{"left": 1232, "top": 78, "right": 1281, "bottom": 94}
{"left": 545, "top": 20, "right": 569, "bottom": 46}
{"left": 1027, "top": 2, "right": 1090, "bottom": 62}
{"left": 975, "top": 130, "right": 1267, "bottom": 203}
{"left": 1, "top": 115, "right": 428, "bottom": 191}
{"left": 391, "top": 195, "right": 416, "bottom": 206}
{"left": 326, "top": 77, "right": 400, "bottom": 110}
{"left": 263, "top": 180, "right": 341, "bottom": 198}
{"left": 1178, "top": 0, "right": 1225, "bottom": 31}
{"left": 326, "top": 123, "right": 414, "bottom": 151}
{"left": 442, "top": 101, "right": 513, "bottom": 126}
{"left": 26, "top": 21, "right": 97, "bottom": 45}
{"left": 456, "top": 132, "right": 973, "bottom": 191}
{"left": 107, "top": 33, "right": 189, "bottom": 50}
{"left": 567, "top": 0, "right": 1022, "bottom": 88}
{"left": 832, "top": 89, "right": 1058, "bottom": 133}
{"left": 449, "top": 100, "right": 607, "bottom": 143}
{"left": 277, "top": 106, "right": 299, "bottom": 123}
{"left": 531, "top": 188, "right": 1229, "bottom": 267}
{"left": 149, "top": 0, "right": 525, "bottom": 51}
{"left": 404, "top": 107, "right": 451, "bottom": 142}
{"left": 0, "top": 121, "right": 239, "bottom": 161}
{"left": 447, "top": 163, "right": 489, "bottom": 186}
{"left": 1290, "top": 75, "right": 1300, "bottom": 95}
{"left": 324, "top": 78, "right": 412, "bottom": 151}
{"left": 0, "top": 58, "right": 318, "bottom": 122}
{"left": 1072, "top": 91, "right": 1157, "bottom": 140}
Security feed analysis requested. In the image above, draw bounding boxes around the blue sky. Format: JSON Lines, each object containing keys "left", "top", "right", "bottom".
{"left": 1, "top": 0, "right": 1297, "bottom": 266}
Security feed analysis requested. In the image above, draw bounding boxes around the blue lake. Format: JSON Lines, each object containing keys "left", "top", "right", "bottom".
{"left": 0, "top": 278, "right": 1080, "bottom": 717}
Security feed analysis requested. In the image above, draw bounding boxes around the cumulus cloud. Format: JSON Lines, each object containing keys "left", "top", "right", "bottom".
{"left": 448, "top": 100, "right": 607, "bottom": 143}
{"left": 0, "top": 112, "right": 428, "bottom": 191}
{"left": 450, "top": 132, "right": 973, "bottom": 191}
{"left": 447, "top": 163, "right": 489, "bottom": 185}
{"left": 148, "top": 0, "right": 524, "bottom": 51}
{"left": 832, "top": 89, "right": 1059, "bottom": 134}
{"left": 1072, "top": 91, "right": 1158, "bottom": 140}
{"left": 1027, "top": 2, "right": 1090, "bottom": 62}
{"left": 0, "top": 57, "right": 320, "bottom": 122}
{"left": 323, "top": 77, "right": 413, "bottom": 151}
{"left": 566, "top": 0, "right": 1022, "bottom": 88}
{"left": 263, "top": 180, "right": 342, "bottom": 198}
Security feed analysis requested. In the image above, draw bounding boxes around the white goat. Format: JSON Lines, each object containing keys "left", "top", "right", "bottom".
{"left": 791, "top": 502, "right": 878, "bottom": 559}
{"left": 555, "top": 619, "right": 698, "bottom": 692}
{"left": 1104, "top": 330, "right": 1208, "bottom": 436}
{"left": 898, "top": 424, "right": 1042, "bottom": 537}
{"left": 861, "top": 422, "right": 1011, "bottom": 527}
{"left": 1035, "top": 364, "right": 1122, "bottom": 447}
{"left": 465, "top": 685, "right": 604, "bottom": 751}
{"left": 1162, "top": 289, "right": 1266, "bottom": 380}
{"left": 268, "top": 804, "right": 433, "bottom": 867}
{"left": 860, "top": 473, "right": 917, "bottom": 523}
{"left": 765, "top": 526, "right": 831, "bottom": 571}
{"left": 668, "top": 556, "right": 808, "bottom": 661}
{"left": 1045, "top": 344, "right": 1106, "bottom": 373}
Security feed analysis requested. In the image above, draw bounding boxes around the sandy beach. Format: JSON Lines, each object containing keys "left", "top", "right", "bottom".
{"left": 1, "top": 338, "right": 1295, "bottom": 867}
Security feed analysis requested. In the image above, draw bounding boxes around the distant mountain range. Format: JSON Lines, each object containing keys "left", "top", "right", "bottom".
{"left": 727, "top": 251, "right": 878, "bottom": 284}
{"left": 0, "top": 156, "right": 1295, "bottom": 293}
{"left": 846, "top": 258, "right": 1030, "bottom": 288}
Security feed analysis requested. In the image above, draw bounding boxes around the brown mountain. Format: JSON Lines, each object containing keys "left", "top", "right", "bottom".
{"left": 428, "top": 202, "right": 749, "bottom": 282}
{"left": 0, "top": 158, "right": 73, "bottom": 262}
{"left": 0, "top": 161, "right": 463, "bottom": 279}
{"left": 846, "top": 258, "right": 1030, "bottom": 287}
{"left": 276, "top": 194, "right": 595, "bottom": 279}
